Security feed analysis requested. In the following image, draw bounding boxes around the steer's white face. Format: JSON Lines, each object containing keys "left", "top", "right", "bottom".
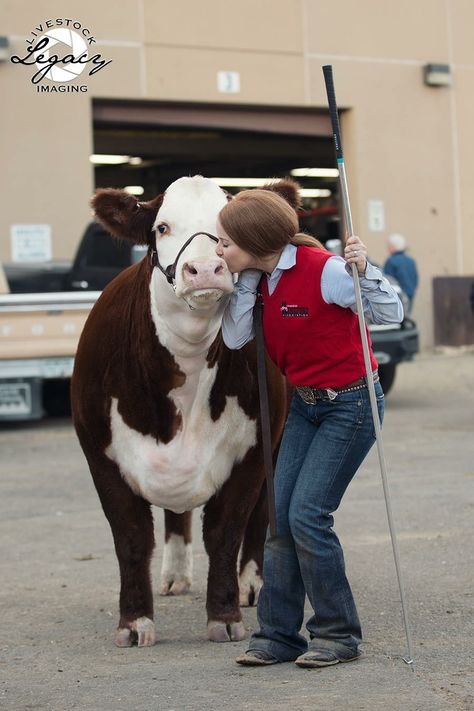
{"left": 152, "top": 176, "right": 235, "bottom": 310}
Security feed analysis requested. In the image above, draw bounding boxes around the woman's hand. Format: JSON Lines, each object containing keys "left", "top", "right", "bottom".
{"left": 344, "top": 235, "right": 368, "bottom": 275}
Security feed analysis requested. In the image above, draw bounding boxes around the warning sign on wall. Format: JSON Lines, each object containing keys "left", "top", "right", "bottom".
{"left": 10, "top": 224, "right": 52, "bottom": 262}
{"left": 368, "top": 200, "right": 385, "bottom": 232}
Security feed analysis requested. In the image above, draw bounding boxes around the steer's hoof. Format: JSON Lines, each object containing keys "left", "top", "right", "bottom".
{"left": 239, "top": 560, "right": 263, "bottom": 607}
{"left": 207, "top": 620, "right": 246, "bottom": 643}
{"left": 159, "top": 578, "right": 191, "bottom": 596}
{"left": 115, "top": 616, "right": 156, "bottom": 648}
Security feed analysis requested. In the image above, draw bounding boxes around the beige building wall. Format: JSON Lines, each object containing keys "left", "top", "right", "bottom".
{"left": 1, "top": 0, "right": 474, "bottom": 347}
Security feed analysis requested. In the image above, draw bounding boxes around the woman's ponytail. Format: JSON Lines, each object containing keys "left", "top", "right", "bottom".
{"left": 290, "top": 232, "right": 325, "bottom": 249}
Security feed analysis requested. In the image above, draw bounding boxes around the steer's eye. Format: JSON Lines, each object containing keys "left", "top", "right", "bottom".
{"left": 157, "top": 223, "right": 168, "bottom": 235}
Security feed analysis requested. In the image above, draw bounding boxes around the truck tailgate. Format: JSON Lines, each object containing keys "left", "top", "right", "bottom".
{"left": 0, "top": 292, "right": 100, "bottom": 361}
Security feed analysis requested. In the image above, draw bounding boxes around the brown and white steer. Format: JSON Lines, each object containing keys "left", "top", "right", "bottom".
{"left": 71, "top": 175, "right": 294, "bottom": 647}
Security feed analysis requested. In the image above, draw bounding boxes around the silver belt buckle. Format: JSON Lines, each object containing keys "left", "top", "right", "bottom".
{"left": 307, "top": 388, "right": 317, "bottom": 405}
{"left": 297, "top": 386, "right": 316, "bottom": 404}
{"left": 326, "top": 388, "right": 338, "bottom": 401}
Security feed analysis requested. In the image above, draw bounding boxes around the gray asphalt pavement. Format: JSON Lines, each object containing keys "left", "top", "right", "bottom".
{"left": 1, "top": 350, "right": 473, "bottom": 711}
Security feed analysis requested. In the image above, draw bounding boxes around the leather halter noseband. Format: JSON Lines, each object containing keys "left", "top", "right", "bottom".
{"left": 149, "top": 231, "right": 219, "bottom": 287}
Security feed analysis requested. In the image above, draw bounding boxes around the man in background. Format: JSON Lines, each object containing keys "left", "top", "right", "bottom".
{"left": 384, "top": 233, "right": 419, "bottom": 315}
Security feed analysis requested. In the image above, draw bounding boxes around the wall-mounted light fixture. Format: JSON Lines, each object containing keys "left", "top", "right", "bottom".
{"left": 0, "top": 36, "right": 9, "bottom": 62}
{"left": 423, "top": 63, "right": 452, "bottom": 87}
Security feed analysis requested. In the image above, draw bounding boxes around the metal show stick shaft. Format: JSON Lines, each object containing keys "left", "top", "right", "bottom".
{"left": 322, "top": 64, "right": 415, "bottom": 669}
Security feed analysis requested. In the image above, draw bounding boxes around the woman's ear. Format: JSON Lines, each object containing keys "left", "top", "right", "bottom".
{"left": 262, "top": 177, "right": 302, "bottom": 211}
{"left": 91, "top": 189, "right": 164, "bottom": 245}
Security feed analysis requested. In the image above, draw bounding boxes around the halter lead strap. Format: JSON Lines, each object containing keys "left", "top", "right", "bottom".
{"left": 253, "top": 277, "right": 277, "bottom": 537}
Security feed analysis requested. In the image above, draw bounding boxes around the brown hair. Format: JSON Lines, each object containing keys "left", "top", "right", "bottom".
{"left": 218, "top": 189, "right": 323, "bottom": 258}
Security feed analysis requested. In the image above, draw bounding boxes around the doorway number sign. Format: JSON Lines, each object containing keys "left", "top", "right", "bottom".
{"left": 217, "top": 71, "right": 240, "bottom": 93}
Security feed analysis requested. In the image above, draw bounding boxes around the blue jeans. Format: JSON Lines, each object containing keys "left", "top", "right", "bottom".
{"left": 248, "top": 382, "right": 385, "bottom": 661}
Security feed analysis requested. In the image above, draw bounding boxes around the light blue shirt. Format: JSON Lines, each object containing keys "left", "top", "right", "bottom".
{"left": 221, "top": 243, "right": 404, "bottom": 349}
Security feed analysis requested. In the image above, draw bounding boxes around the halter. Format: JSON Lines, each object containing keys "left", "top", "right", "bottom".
{"left": 149, "top": 231, "right": 219, "bottom": 287}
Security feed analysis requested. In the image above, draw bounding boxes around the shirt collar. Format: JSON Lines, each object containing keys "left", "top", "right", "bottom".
{"left": 269, "top": 243, "right": 297, "bottom": 275}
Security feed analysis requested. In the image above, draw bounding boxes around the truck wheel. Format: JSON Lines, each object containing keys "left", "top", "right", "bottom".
{"left": 378, "top": 363, "right": 396, "bottom": 395}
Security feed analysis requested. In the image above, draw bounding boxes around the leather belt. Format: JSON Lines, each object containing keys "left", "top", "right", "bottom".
{"left": 297, "top": 370, "right": 379, "bottom": 403}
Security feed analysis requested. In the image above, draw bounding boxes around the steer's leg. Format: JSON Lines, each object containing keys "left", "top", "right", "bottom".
{"left": 202, "top": 456, "right": 263, "bottom": 642}
{"left": 239, "top": 438, "right": 282, "bottom": 607}
{"left": 90, "top": 455, "right": 156, "bottom": 648}
{"left": 238, "top": 481, "right": 267, "bottom": 607}
{"left": 160, "top": 510, "right": 193, "bottom": 595}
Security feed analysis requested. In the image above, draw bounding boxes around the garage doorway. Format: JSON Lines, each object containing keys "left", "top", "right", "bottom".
{"left": 92, "top": 100, "right": 341, "bottom": 242}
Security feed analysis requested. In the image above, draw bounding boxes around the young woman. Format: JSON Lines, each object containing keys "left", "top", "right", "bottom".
{"left": 215, "top": 186, "right": 403, "bottom": 669}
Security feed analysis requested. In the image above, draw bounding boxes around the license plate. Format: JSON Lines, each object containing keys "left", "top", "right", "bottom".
{"left": 0, "top": 382, "right": 32, "bottom": 416}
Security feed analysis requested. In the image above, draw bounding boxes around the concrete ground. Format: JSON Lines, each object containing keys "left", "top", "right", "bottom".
{"left": 1, "top": 350, "right": 473, "bottom": 711}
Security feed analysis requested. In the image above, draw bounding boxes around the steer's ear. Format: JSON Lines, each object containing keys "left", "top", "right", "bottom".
{"left": 262, "top": 177, "right": 302, "bottom": 211}
{"left": 91, "top": 189, "right": 164, "bottom": 245}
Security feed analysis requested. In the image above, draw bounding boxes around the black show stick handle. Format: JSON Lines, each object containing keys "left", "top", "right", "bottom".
{"left": 322, "top": 65, "right": 343, "bottom": 162}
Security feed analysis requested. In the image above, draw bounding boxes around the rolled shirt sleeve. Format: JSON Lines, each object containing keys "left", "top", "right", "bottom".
{"left": 321, "top": 256, "right": 404, "bottom": 324}
{"left": 221, "top": 269, "right": 261, "bottom": 349}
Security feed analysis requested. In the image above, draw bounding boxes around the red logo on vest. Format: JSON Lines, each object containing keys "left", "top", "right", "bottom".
{"left": 280, "top": 301, "right": 309, "bottom": 317}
